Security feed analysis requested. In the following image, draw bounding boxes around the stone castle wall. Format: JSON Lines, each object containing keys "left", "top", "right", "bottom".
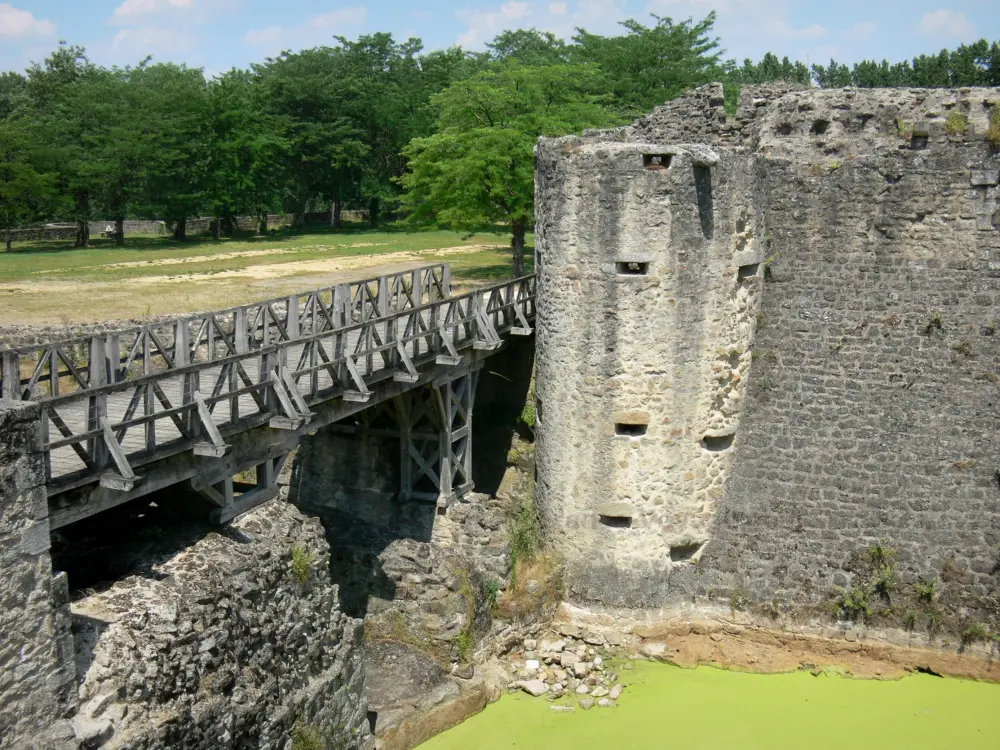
{"left": 536, "top": 85, "right": 1000, "bottom": 625}
{"left": 0, "top": 401, "right": 76, "bottom": 749}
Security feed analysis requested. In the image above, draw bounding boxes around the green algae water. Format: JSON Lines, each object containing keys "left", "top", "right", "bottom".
{"left": 419, "top": 662, "right": 1000, "bottom": 750}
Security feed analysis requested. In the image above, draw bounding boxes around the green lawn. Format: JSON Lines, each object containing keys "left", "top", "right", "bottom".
{"left": 0, "top": 222, "right": 534, "bottom": 325}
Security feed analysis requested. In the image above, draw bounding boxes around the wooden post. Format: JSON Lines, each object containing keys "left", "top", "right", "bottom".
{"left": 378, "top": 275, "right": 390, "bottom": 317}
{"left": 234, "top": 308, "right": 249, "bottom": 354}
{"left": 441, "top": 265, "right": 452, "bottom": 299}
{"left": 175, "top": 320, "right": 196, "bottom": 436}
{"left": 88, "top": 336, "right": 108, "bottom": 470}
{"left": 105, "top": 333, "right": 121, "bottom": 383}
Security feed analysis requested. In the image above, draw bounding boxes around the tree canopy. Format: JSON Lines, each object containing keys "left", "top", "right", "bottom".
{"left": 1, "top": 21, "right": 997, "bottom": 272}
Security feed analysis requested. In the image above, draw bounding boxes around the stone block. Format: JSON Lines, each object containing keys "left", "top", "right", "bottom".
{"left": 20, "top": 519, "right": 51, "bottom": 556}
{"left": 970, "top": 169, "right": 999, "bottom": 187}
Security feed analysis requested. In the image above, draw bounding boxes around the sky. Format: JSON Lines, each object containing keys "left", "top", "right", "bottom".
{"left": 1, "top": 1, "right": 998, "bottom": 77}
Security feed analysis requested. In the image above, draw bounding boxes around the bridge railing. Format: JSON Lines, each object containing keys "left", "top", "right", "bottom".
{"left": 38, "top": 273, "right": 535, "bottom": 492}
{"left": 0, "top": 264, "right": 451, "bottom": 403}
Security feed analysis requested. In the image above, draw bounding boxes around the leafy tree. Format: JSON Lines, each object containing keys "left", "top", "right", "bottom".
{"left": 0, "top": 72, "right": 27, "bottom": 120}
{"left": 256, "top": 47, "right": 368, "bottom": 229}
{"left": 27, "top": 45, "right": 102, "bottom": 247}
{"left": 401, "top": 62, "right": 615, "bottom": 276}
{"left": 140, "top": 63, "right": 212, "bottom": 240}
{"left": 0, "top": 119, "right": 52, "bottom": 251}
{"left": 207, "top": 68, "right": 287, "bottom": 238}
{"left": 487, "top": 29, "right": 568, "bottom": 65}
{"left": 572, "top": 14, "right": 723, "bottom": 117}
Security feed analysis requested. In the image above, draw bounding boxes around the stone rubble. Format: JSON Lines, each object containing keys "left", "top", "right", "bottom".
{"left": 502, "top": 629, "right": 633, "bottom": 710}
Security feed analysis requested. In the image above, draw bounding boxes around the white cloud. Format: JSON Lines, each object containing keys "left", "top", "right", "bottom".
{"left": 916, "top": 9, "right": 975, "bottom": 41}
{"left": 243, "top": 25, "right": 283, "bottom": 46}
{"left": 455, "top": 0, "right": 628, "bottom": 49}
{"left": 312, "top": 6, "right": 368, "bottom": 30}
{"left": 644, "top": 0, "right": 830, "bottom": 60}
{"left": 112, "top": 27, "right": 195, "bottom": 54}
{"left": 111, "top": 0, "right": 194, "bottom": 23}
{"left": 847, "top": 21, "right": 877, "bottom": 41}
{"left": 243, "top": 6, "right": 367, "bottom": 53}
{"left": 0, "top": 4, "right": 55, "bottom": 37}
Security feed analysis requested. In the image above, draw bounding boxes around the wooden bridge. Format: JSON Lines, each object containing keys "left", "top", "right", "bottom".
{"left": 0, "top": 264, "right": 536, "bottom": 528}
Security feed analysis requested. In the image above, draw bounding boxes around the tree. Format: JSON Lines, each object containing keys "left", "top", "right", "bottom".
{"left": 256, "top": 47, "right": 368, "bottom": 230}
{"left": 487, "top": 28, "right": 568, "bottom": 65}
{"left": 572, "top": 14, "right": 724, "bottom": 117}
{"left": 207, "top": 68, "right": 287, "bottom": 238}
{"left": 401, "top": 62, "right": 615, "bottom": 276}
{"left": 140, "top": 63, "right": 212, "bottom": 241}
{"left": 0, "top": 119, "right": 52, "bottom": 251}
{"left": 26, "top": 45, "right": 99, "bottom": 247}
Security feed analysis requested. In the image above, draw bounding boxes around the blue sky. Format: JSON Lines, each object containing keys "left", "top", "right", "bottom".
{"left": 1, "top": 1, "right": 997, "bottom": 76}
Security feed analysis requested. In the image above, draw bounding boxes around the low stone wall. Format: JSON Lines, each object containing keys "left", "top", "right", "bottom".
{"left": 69, "top": 500, "right": 374, "bottom": 749}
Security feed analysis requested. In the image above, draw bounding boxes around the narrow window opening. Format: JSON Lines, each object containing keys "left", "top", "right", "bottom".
{"left": 615, "top": 261, "right": 649, "bottom": 276}
{"left": 776, "top": 123, "right": 793, "bottom": 136}
{"left": 810, "top": 119, "right": 829, "bottom": 135}
{"left": 616, "top": 423, "right": 647, "bottom": 437}
{"left": 702, "top": 433, "right": 735, "bottom": 451}
{"left": 911, "top": 134, "right": 929, "bottom": 150}
{"left": 670, "top": 542, "right": 704, "bottom": 562}
{"left": 694, "top": 165, "right": 714, "bottom": 239}
{"left": 600, "top": 516, "right": 632, "bottom": 528}
{"left": 643, "top": 154, "right": 672, "bottom": 171}
{"left": 737, "top": 263, "right": 759, "bottom": 281}
{"left": 367, "top": 712, "right": 378, "bottom": 734}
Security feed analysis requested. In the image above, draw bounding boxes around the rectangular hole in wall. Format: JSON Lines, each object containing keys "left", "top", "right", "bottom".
{"left": 702, "top": 433, "right": 735, "bottom": 451}
{"left": 670, "top": 542, "right": 704, "bottom": 562}
{"left": 615, "top": 261, "right": 649, "bottom": 276}
{"left": 643, "top": 154, "right": 672, "bottom": 171}
{"left": 694, "top": 165, "right": 714, "bottom": 239}
{"left": 737, "top": 263, "right": 759, "bottom": 281}
{"left": 616, "top": 423, "right": 647, "bottom": 437}
{"left": 599, "top": 516, "right": 632, "bottom": 528}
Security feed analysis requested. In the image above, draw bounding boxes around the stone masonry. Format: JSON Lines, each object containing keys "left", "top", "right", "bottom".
{"left": 536, "top": 85, "right": 1000, "bottom": 621}
{"left": 0, "top": 401, "right": 76, "bottom": 749}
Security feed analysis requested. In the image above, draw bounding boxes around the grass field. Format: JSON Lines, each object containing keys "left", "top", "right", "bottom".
{"left": 0, "top": 222, "right": 534, "bottom": 326}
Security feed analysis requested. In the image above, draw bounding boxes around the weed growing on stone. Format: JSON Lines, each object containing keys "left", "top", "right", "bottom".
{"left": 506, "top": 447, "right": 522, "bottom": 465}
{"left": 729, "top": 587, "right": 751, "bottom": 614}
{"left": 982, "top": 319, "right": 998, "bottom": 336}
{"left": 904, "top": 610, "right": 918, "bottom": 630}
{"left": 840, "top": 585, "right": 873, "bottom": 622}
{"left": 291, "top": 721, "right": 324, "bottom": 750}
{"left": 755, "top": 311, "right": 767, "bottom": 330}
{"left": 961, "top": 622, "right": 992, "bottom": 646}
{"left": 752, "top": 348, "right": 778, "bottom": 364}
{"left": 482, "top": 578, "right": 501, "bottom": 610}
{"left": 915, "top": 578, "right": 937, "bottom": 603}
{"left": 291, "top": 544, "right": 315, "bottom": 585}
{"left": 896, "top": 118, "right": 914, "bottom": 139}
{"left": 951, "top": 339, "right": 974, "bottom": 357}
{"left": 987, "top": 106, "right": 1000, "bottom": 148}
{"left": 508, "top": 495, "right": 540, "bottom": 573}
{"left": 924, "top": 310, "right": 944, "bottom": 334}
{"left": 945, "top": 111, "right": 969, "bottom": 135}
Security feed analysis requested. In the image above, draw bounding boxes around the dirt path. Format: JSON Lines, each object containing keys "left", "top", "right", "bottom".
{"left": 0, "top": 245, "right": 499, "bottom": 326}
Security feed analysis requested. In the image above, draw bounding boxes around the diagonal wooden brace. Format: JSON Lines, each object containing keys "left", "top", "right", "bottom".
{"left": 394, "top": 340, "right": 420, "bottom": 383}
{"left": 435, "top": 325, "right": 463, "bottom": 366}
{"left": 192, "top": 391, "right": 231, "bottom": 457}
{"left": 100, "top": 417, "right": 142, "bottom": 491}
{"left": 474, "top": 308, "right": 502, "bottom": 350}
{"left": 279, "top": 365, "right": 313, "bottom": 417}
{"left": 343, "top": 354, "right": 372, "bottom": 402}
{"left": 511, "top": 302, "right": 533, "bottom": 336}
{"left": 269, "top": 372, "right": 308, "bottom": 429}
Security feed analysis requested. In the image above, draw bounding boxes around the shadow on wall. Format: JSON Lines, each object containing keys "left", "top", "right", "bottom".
{"left": 287, "top": 337, "right": 535, "bottom": 620}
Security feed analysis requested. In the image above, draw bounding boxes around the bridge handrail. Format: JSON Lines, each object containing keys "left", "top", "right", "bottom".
{"left": 0, "top": 263, "right": 451, "bottom": 402}
{"left": 39, "top": 274, "right": 536, "bottom": 491}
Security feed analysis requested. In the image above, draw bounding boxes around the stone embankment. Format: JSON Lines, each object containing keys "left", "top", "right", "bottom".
{"left": 65, "top": 500, "right": 374, "bottom": 750}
